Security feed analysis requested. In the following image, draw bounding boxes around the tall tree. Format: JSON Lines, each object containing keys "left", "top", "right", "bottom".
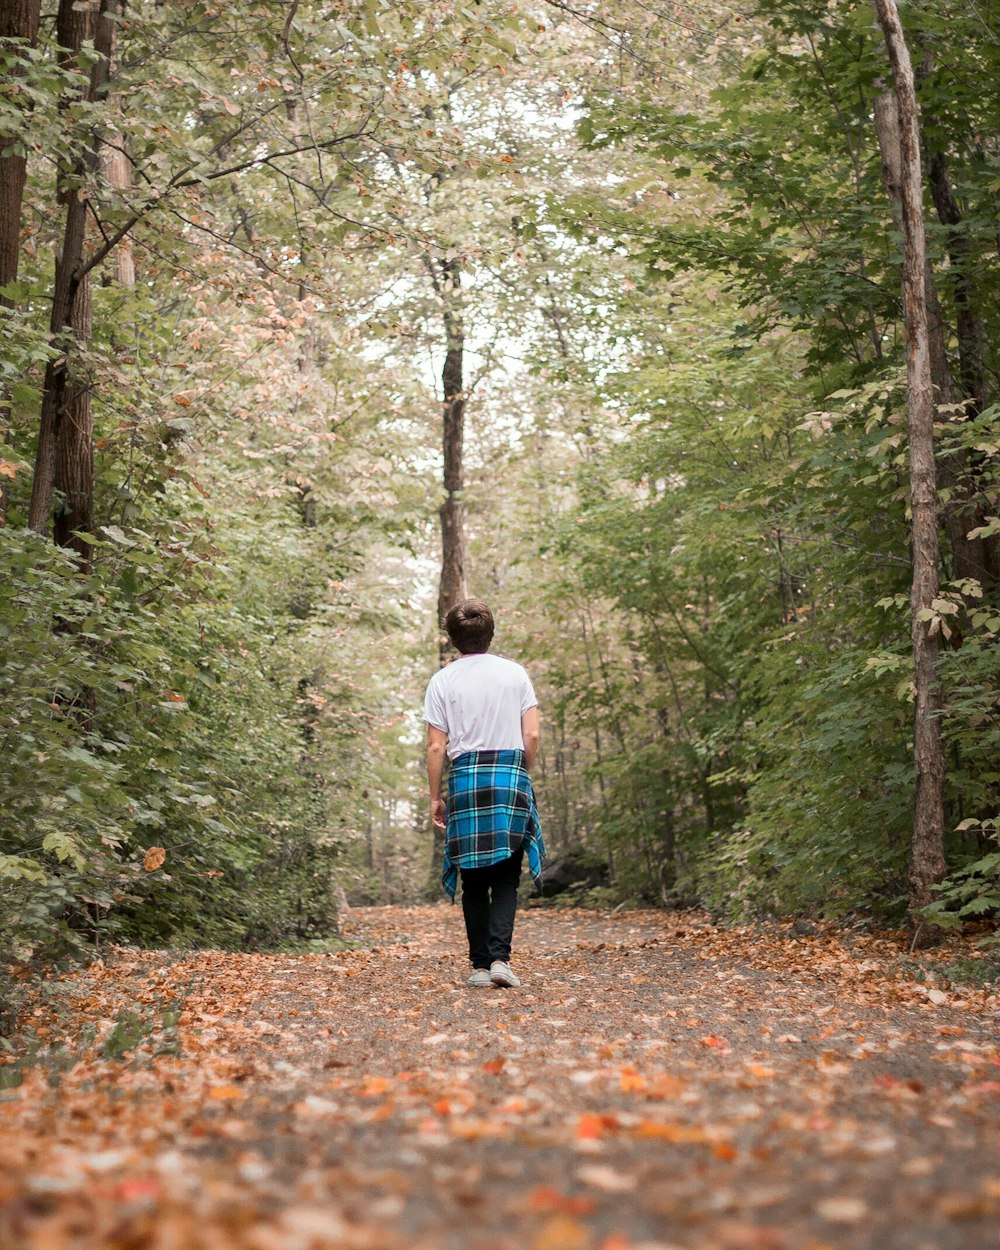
{"left": 435, "top": 254, "right": 467, "bottom": 660}
{"left": 27, "top": 0, "right": 118, "bottom": 557}
{"left": 872, "top": 0, "right": 945, "bottom": 928}
{"left": 0, "top": 0, "right": 42, "bottom": 524}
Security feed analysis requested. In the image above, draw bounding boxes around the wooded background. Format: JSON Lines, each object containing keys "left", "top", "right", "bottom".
{"left": 2, "top": 0, "right": 998, "bottom": 979}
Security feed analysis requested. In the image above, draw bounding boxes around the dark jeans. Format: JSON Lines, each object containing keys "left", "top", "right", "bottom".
{"left": 460, "top": 847, "right": 524, "bottom": 968}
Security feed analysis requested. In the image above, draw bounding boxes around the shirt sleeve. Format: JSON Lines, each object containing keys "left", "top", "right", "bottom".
{"left": 424, "top": 673, "right": 448, "bottom": 732}
{"left": 520, "top": 668, "right": 538, "bottom": 715}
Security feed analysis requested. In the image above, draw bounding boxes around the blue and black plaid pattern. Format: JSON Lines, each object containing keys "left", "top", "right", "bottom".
{"left": 442, "top": 749, "right": 545, "bottom": 900}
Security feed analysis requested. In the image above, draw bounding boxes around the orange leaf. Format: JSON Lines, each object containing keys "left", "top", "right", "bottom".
{"left": 207, "top": 1084, "right": 242, "bottom": 1101}
{"left": 633, "top": 1119, "right": 712, "bottom": 1144}
{"left": 576, "top": 1113, "right": 604, "bottom": 1140}
{"left": 527, "top": 1187, "right": 597, "bottom": 1216}
{"left": 532, "top": 1215, "right": 588, "bottom": 1250}
{"left": 647, "top": 1073, "right": 686, "bottom": 1098}
{"left": 619, "top": 1067, "right": 646, "bottom": 1093}
{"left": 713, "top": 1142, "right": 738, "bottom": 1161}
{"left": 143, "top": 846, "right": 166, "bottom": 872}
{"left": 116, "top": 1179, "right": 160, "bottom": 1201}
{"left": 700, "top": 1035, "right": 729, "bottom": 1049}
{"left": 434, "top": 1097, "right": 452, "bottom": 1116}
{"left": 448, "top": 1117, "right": 505, "bottom": 1139}
{"left": 0, "top": 460, "right": 18, "bottom": 479}
{"left": 482, "top": 1056, "right": 506, "bottom": 1075}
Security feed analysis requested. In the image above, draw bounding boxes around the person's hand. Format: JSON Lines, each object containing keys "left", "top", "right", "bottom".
{"left": 432, "top": 798, "right": 447, "bottom": 829}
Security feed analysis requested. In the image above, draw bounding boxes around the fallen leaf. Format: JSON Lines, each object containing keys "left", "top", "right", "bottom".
{"left": 619, "top": 1066, "right": 647, "bottom": 1092}
{"left": 576, "top": 1113, "right": 605, "bottom": 1140}
{"left": 527, "top": 1186, "right": 597, "bottom": 1216}
{"left": 207, "top": 1085, "right": 243, "bottom": 1101}
{"left": 533, "top": 1214, "right": 589, "bottom": 1250}
{"left": 115, "top": 1178, "right": 160, "bottom": 1202}
{"left": 143, "top": 846, "right": 166, "bottom": 872}
{"left": 816, "top": 1196, "right": 868, "bottom": 1223}
{"left": 577, "top": 1164, "right": 636, "bottom": 1193}
{"left": 641, "top": 1117, "right": 708, "bottom": 1141}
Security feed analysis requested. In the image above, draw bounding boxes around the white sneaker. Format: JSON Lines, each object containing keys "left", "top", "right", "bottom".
{"left": 467, "top": 968, "right": 492, "bottom": 987}
{"left": 490, "top": 961, "right": 521, "bottom": 988}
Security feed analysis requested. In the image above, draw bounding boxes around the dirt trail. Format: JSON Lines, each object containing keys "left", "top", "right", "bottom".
{"left": 1, "top": 905, "right": 998, "bottom": 1250}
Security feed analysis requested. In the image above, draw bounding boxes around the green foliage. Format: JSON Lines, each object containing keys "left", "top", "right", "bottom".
{"left": 5, "top": 0, "right": 1000, "bottom": 977}
{"left": 0, "top": 504, "right": 353, "bottom": 966}
{"left": 512, "top": 0, "right": 1000, "bottom": 932}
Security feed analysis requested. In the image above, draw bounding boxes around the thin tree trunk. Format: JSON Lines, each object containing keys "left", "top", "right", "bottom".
{"left": 0, "top": 0, "right": 39, "bottom": 295}
{"left": 100, "top": 15, "right": 135, "bottom": 290}
{"left": 0, "top": 0, "right": 42, "bottom": 524}
{"left": 873, "top": 0, "right": 947, "bottom": 931}
{"left": 925, "top": 148, "right": 1000, "bottom": 584}
{"left": 436, "top": 257, "right": 467, "bottom": 663}
{"left": 874, "top": 91, "right": 984, "bottom": 592}
{"left": 27, "top": 0, "right": 117, "bottom": 544}
{"left": 428, "top": 256, "right": 468, "bottom": 891}
{"left": 52, "top": 271, "right": 94, "bottom": 559}
{"left": 926, "top": 149, "right": 988, "bottom": 417}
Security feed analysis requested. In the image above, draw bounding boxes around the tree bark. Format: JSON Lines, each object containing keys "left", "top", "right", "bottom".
{"left": 436, "top": 257, "right": 468, "bottom": 663}
{"left": 100, "top": 14, "right": 135, "bottom": 290}
{"left": 0, "top": 0, "right": 42, "bottom": 524}
{"left": 874, "top": 91, "right": 986, "bottom": 591}
{"left": 873, "top": 0, "right": 947, "bottom": 930}
{"left": 27, "top": 0, "right": 117, "bottom": 549}
{"left": 926, "top": 148, "right": 988, "bottom": 417}
{"left": 52, "top": 269, "right": 94, "bottom": 557}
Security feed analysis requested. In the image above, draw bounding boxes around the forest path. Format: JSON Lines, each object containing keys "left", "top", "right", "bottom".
{"left": 2, "top": 905, "right": 998, "bottom": 1250}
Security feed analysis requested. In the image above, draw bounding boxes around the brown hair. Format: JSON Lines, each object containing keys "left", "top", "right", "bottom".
{"left": 445, "top": 598, "right": 495, "bottom": 654}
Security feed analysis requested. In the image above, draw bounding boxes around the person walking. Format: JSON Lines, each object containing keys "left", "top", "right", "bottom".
{"left": 424, "top": 598, "right": 545, "bottom": 988}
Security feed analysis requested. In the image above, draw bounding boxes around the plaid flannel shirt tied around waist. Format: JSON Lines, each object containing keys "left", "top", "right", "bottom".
{"left": 442, "top": 749, "right": 545, "bottom": 900}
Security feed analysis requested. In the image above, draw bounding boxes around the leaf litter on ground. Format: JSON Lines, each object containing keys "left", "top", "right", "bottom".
{"left": 1, "top": 904, "right": 998, "bottom": 1249}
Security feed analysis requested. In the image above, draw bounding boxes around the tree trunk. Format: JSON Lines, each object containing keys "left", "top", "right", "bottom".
{"left": 436, "top": 257, "right": 467, "bottom": 663}
{"left": 428, "top": 256, "right": 468, "bottom": 892}
{"left": 103, "top": 132, "right": 137, "bottom": 285}
{"left": 100, "top": 18, "right": 135, "bottom": 290}
{"left": 0, "top": 0, "right": 42, "bottom": 524}
{"left": 925, "top": 147, "right": 1000, "bottom": 584}
{"left": 27, "top": 0, "right": 117, "bottom": 547}
{"left": 0, "top": 0, "right": 39, "bottom": 295}
{"left": 926, "top": 149, "right": 988, "bottom": 417}
{"left": 52, "top": 270, "right": 94, "bottom": 558}
{"left": 874, "top": 91, "right": 986, "bottom": 590}
{"left": 873, "top": 0, "right": 947, "bottom": 930}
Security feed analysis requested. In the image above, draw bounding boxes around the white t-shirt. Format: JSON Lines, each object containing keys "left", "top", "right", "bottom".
{"left": 424, "top": 653, "right": 537, "bottom": 760}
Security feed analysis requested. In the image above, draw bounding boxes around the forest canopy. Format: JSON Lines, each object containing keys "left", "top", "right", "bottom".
{"left": 2, "top": 0, "right": 999, "bottom": 976}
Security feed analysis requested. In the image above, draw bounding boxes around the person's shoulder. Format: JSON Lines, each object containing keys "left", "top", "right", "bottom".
{"left": 488, "top": 653, "right": 531, "bottom": 678}
{"left": 425, "top": 664, "right": 449, "bottom": 691}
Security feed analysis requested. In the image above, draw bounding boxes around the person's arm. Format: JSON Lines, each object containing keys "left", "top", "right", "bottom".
{"left": 521, "top": 705, "right": 540, "bottom": 770}
{"left": 427, "top": 724, "right": 449, "bottom": 828}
